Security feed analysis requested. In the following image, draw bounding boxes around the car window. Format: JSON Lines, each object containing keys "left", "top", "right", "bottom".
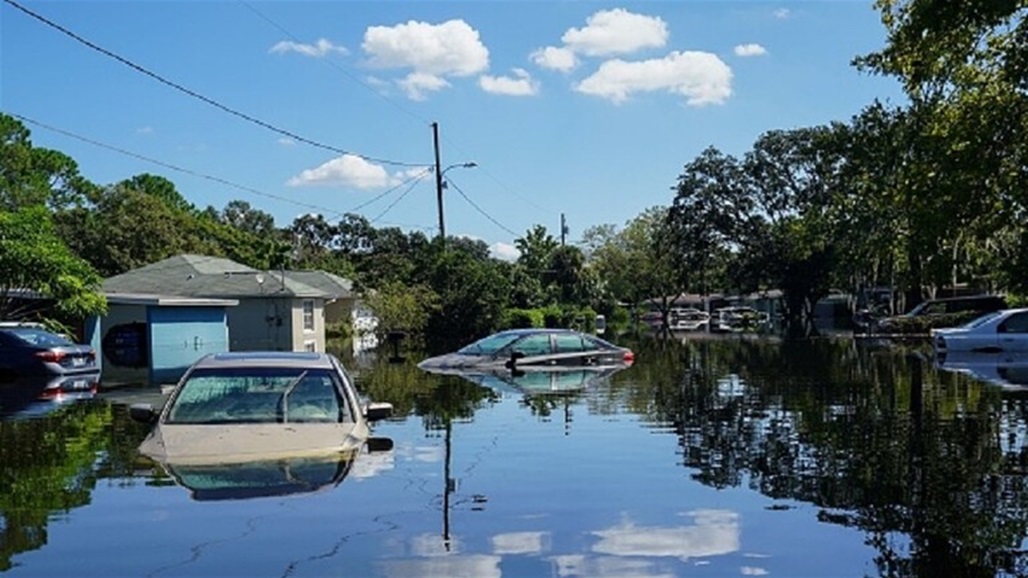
{"left": 457, "top": 332, "right": 523, "bottom": 355}
{"left": 166, "top": 367, "right": 352, "bottom": 424}
{"left": 553, "top": 333, "right": 599, "bottom": 353}
{"left": 1000, "top": 312, "right": 1028, "bottom": 334}
{"left": 512, "top": 334, "right": 553, "bottom": 356}
{"left": 962, "top": 311, "right": 1003, "bottom": 328}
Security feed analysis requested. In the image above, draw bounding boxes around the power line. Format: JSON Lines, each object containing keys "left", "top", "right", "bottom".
{"left": 11, "top": 112, "right": 428, "bottom": 223}
{"left": 445, "top": 176, "right": 518, "bottom": 237}
{"left": 347, "top": 167, "right": 432, "bottom": 213}
{"left": 370, "top": 173, "right": 430, "bottom": 225}
{"left": 238, "top": 0, "right": 558, "bottom": 223}
{"left": 3, "top": 0, "right": 423, "bottom": 168}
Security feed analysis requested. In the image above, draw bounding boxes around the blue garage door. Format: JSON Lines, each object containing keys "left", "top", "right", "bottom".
{"left": 148, "top": 307, "right": 229, "bottom": 384}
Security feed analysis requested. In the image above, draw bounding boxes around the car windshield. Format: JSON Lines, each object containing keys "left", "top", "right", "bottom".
{"left": 6, "top": 328, "right": 75, "bottom": 347}
{"left": 457, "top": 332, "right": 525, "bottom": 356}
{"left": 165, "top": 367, "right": 352, "bottom": 425}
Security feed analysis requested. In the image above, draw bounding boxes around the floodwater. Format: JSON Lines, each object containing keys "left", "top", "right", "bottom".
{"left": 3, "top": 333, "right": 1028, "bottom": 578}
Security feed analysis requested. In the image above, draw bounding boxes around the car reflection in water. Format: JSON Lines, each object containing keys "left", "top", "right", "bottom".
{"left": 147, "top": 437, "right": 394, "bottom": 501}
{"left": 934, "top": 351, "right": 1028, "bottom": 390}
{"left": 431, "top": 365, "right": 629, "bottom": 397}
{"left": 0, "top": 372, "right": 100, "bottom": 418}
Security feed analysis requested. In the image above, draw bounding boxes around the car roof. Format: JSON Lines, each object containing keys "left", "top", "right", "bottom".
{"left": 495, "top": 328, "right": 586, "bottom": 336}
{"left": 0, "top": 321, "right": 48, "bottom": 329}
{"left": 924, "top": 294, "right": 1005, "bottom": 303}
{"left": 191, "top": 351, "right": 336, "bottom": 369}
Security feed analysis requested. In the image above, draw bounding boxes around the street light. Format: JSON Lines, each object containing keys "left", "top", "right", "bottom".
{"left": 435, "top": 161, "right": 477, "bottom": 242}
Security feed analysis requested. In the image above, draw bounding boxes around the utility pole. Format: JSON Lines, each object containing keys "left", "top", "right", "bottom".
{"left": 560, "top": 213, "right": 568, "bottom": 246}
{"left": 432, "top": 122, "right": 445, "bottom": 243}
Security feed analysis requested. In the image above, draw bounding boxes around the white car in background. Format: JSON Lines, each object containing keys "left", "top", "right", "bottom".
{"left": 931, "top": 308, "right": 1028, "bottom": 354}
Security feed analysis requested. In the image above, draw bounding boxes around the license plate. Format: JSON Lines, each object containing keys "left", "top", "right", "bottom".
{"left": 72, "top": 357, "right": 85, "bottom": 366}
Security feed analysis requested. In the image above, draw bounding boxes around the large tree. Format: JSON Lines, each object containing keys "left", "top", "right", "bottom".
{"left": 0, "top": 114, "right": 94, "bottom": 212}
{"left": 857, "top": 0, "right": 1028, "bottom": 297}
{"left": 0, "top": 206, "right": 106, "bottom": 320}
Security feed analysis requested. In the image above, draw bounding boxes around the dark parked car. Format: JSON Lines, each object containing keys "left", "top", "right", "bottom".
{"left": 874, "top": 295, "right": 1008, "bottom": 334}
{"left": 417, "top": 328, "right": 635, "bottom": 372}
{"left": 0, "top": 322, "right": 98, "bottom": 379}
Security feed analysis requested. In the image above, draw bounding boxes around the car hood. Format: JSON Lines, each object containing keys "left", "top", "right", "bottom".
{"left": 139, "top": 421, "right": 370, "bottom": 466}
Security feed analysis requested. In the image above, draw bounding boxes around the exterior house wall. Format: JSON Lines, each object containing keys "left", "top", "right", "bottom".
{"left": 290, "top": 298, "right": 325, "bottom": 352}
{"left": 98, "top": 304, "right": 150, "bottom": 386}
{"left": 227, "top": 297, "right": 294, "bottom": 351}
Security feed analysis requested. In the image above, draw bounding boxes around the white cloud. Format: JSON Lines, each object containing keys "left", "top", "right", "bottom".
{"left": 575, "top": 50, "right": 732, "bottom": 106}
{"left": 287, "top": 154, "right": 392, "bottom": 189}
{"left": 734, "top": 43, "right": 767, "bottom": 57}
{"left": 531, "top": 46, "right": 577, "bottom": 72}
{"left": 277, "top": 137, "right": 296, "bottom": 146}
{"left": 136, "top": 126, "right": 153, "bottom": 135}
{"left": 774, "top": 8, "right": 791, "bottom": 19}
{"left": 398, "top": 72, "right": 451, "bottom": 100}
{"left": 491, "top": 531, "right": 550, "bottom": 555}
{"left": 362, "top": 19, "right": 489, "bottom": 77}
{"left": 490, "top": 242, "right": 520, "bottom": 261}
{"left": 479, "top": 68, "right": 538, "bottom": 96}
{"left": 741, "top": 567, "right": 770, "bottom": 576}
{"left": 270, "top": 38, "right": 348, "bottom": 57}
{"left": 381, "top": 555, "right": 501, "bottom": 578}
{"left": 562, "top": 8, "right": 668, "bottom": 57}
{"left": 591, "top": 510, "right": 740, "bottom": 560}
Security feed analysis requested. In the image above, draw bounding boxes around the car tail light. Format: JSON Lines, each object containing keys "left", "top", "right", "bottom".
{"left": 623, "top": 350, "right": 635, "bottom": 365}
{"left": 87, "top": 351, "right": 96, "bottom": 360}
{"left": 36, "top": 350, "right": 66, "bottom": 363}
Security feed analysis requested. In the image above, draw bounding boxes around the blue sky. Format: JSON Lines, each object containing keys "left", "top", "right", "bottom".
{"left": 2, "top": 1, "right": 905, "bottom": 259}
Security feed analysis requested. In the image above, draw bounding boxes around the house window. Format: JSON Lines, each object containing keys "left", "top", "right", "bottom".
{"left": 302, "top": 300, "right": 315, "bottom": 332}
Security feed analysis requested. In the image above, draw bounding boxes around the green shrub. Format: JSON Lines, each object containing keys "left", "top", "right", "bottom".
{"left": 504, "top": 308, "right": 543, "bottom": 329}
{"left": 541, "top": 305, "right": 564, "bottom": 328}
{"left": 879, "top": 311, "right": 983, "bottom": 334}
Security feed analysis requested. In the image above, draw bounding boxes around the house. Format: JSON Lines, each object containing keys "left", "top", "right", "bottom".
{"left": 98, "top": 255, "right": 361, "bottom": 384}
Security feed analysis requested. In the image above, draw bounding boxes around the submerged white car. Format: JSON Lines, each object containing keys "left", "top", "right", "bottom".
{"left": 931, "top": 308, "right": 1028, "bottom": 354}
{"left": 130, "top": 351, "right": 393, "bottom": 465}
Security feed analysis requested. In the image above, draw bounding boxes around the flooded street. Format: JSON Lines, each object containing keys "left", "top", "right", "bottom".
{"left": 3, "top": 334, "right": 1028, "bottom": 577}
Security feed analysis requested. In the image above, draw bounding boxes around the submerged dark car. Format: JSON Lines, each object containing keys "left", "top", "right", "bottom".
{"left": 0, "top": 323, "right": 98, "bottom": 379}
{"left": 417, "top": 328, "right": 634, "bottom": 372}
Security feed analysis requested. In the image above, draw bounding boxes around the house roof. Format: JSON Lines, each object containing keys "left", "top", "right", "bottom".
{"left": 102, "top": 254, "right": 353, "bottom": 299}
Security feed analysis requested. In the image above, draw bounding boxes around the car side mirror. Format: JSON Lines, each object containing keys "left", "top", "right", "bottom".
{"left": 366, "top": 437, "right": 394, "bottom": 453}
{"left": 505, "top": 350, "right": 525, "bottom": 369}
{"left": 364, "top": 402, "right": 393, "bottom": 422}
{"left": 129, "top": 403, "right": 158, "bottom": 424}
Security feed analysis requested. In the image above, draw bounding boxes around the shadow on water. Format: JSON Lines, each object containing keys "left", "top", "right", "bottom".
{"left": 4, "top": 335, "right": 1028, "bottom": 576}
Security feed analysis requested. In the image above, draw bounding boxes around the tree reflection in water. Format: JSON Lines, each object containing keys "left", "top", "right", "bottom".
{"left": 6, "top": 338, "right": 1028, "bottom": 577}
{"left": 630, "top": 335, "right": 1028, "bottom": 578}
